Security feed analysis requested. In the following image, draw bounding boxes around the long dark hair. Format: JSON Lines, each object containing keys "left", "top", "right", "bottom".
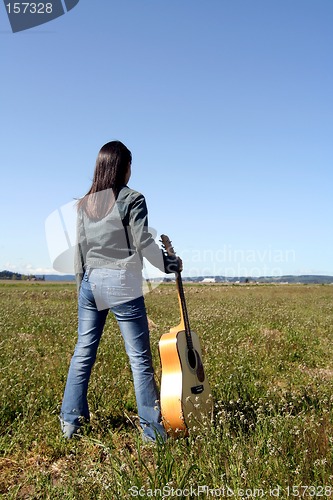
{"left": 78, "top": 141, "right": 132, "bottom": 219}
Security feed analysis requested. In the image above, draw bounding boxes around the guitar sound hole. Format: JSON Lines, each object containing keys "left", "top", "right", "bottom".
{"left": 187, "top": 349, "right": 197, "bottom": 370}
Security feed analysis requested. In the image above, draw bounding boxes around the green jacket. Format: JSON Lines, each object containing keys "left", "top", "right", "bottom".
{"left": 74, "top": 186, "right": 178, "bottom": 291}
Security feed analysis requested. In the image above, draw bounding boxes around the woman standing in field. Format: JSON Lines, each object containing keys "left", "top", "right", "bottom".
{"left": 60, "top": 140, "right": 181, "bottom": 442}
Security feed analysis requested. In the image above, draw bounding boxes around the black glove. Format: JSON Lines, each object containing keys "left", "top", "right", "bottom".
{"left": 163, "top": 254, "right": 182, "bottom": 274}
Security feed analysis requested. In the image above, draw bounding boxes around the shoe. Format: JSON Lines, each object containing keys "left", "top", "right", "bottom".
{"left": 60, "top": 418, "right": 81, "bottom": 439}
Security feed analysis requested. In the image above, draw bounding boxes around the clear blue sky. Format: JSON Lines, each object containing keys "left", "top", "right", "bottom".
{"left": 1, "top": 0, "right": 332, "bottom": 277}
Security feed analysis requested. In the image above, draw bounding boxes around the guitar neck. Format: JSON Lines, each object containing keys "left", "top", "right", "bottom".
{"left": 160, "top": 234, "right": 194, "bottom": 351}
{"left": 175, "top": 271, "right": 193, "bottom": 351}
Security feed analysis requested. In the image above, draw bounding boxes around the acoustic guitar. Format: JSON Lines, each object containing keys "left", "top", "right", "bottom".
{"left": 159, "top": 235, "right": 213, "bottom": 435}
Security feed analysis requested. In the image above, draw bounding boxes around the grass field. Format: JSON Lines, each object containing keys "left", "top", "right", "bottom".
{"left": 1, "top": 281, "right": 333, "bottom": 499}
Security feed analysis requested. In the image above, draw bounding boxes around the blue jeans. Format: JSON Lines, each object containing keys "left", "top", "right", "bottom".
{"left": 60, "top": 268, "right": 166, "bottom": 442}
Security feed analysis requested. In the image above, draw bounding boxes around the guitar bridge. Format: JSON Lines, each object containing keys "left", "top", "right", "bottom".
{"left": 191, "top": 385, "right": 204, "bottom": 394}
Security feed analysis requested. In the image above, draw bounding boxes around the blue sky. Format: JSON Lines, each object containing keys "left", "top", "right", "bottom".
{"left": 1, "top": 0, "right": 332, "bottom": 277}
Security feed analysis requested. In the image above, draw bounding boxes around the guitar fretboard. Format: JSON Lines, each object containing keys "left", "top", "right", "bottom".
{"left": 161, "top": 234, "right": 195, "bottom": 353}
{"left": 176, "top": 271, "right": 194, "bottom": 352}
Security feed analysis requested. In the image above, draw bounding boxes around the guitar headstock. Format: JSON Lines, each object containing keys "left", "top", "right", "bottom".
{"left": 160, "top": 234, "right": 176, "bottom": 258}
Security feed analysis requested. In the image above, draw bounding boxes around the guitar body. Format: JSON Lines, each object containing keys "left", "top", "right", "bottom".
{"left": 159, "top": 327, "right": 213, "bottom": 435}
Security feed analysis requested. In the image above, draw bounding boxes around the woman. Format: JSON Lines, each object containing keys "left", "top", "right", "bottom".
{"left": 60, "top": 141, "right": 181, "bottom": 442}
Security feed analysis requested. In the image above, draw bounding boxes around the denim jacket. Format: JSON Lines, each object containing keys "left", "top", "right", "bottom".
{"left": 74, "top": 186, "right": 178, "bottom": 291}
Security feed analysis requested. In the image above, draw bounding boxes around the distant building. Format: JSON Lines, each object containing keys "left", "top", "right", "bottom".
{"left": 201, "top": 278, "right": 216, "bottom": 283}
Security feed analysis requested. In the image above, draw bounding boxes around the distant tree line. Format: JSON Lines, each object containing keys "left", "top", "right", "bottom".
{"left": 0, "top": 270, "right": 45, "bottom": 281}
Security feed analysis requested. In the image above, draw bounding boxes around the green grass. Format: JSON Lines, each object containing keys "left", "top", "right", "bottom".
{"left": 1, "top": 281, "right": 333, "bottom": 498}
